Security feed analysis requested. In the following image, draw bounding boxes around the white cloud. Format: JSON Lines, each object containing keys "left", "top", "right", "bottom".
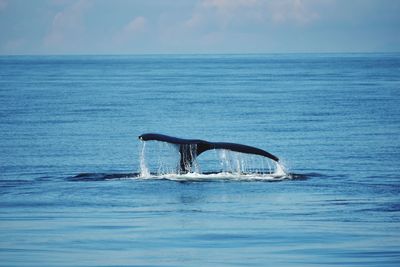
{"left": 44, "top": 0, "right": 92, "bottom": 48}
{"left": 169, "top": 0, "right": 334, "bottom": 53}
{"left": 124, "top": 16, "right": 147, "bottom": 35}
{"left": 187, "top": 0, "right": 260, "bottom": 30}
{"left": 187, "top": 0, "right": 325, "bottom": 31}
{"left": 113, "top": 16, "right": 148, "bottom": 45}
{"left": 268, "top": 0, "right": 320, "bottom": 24}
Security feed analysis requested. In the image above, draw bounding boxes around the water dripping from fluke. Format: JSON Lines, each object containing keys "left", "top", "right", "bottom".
{"left": 136, "top": 133, "right": 295, "bottom": 181}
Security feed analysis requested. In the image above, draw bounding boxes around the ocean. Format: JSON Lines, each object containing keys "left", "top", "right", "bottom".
{"left": 0, "top": 54, "right": 399, "bottom": 266}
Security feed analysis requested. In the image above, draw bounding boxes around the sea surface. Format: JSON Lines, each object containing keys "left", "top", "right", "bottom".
{"left": 0, "top": 54, "right": 399, "bottom": 266}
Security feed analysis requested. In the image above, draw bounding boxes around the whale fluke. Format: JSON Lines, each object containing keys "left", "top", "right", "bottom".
{"left": 138, "top": 133, "right": 279, "bottom": 173}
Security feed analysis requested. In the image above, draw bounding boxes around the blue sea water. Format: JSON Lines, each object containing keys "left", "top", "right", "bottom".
{"left": 0, "top": 54, "right": 400, "bottom": 266}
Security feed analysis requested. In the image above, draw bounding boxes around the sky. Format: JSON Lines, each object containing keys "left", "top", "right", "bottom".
{"left": 0, "top": 0, "right": 399, "bottom": 55}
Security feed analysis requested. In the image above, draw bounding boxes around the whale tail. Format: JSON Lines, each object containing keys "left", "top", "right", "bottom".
{"left": 138, "top": 133, "right": 279, "bottom": 173}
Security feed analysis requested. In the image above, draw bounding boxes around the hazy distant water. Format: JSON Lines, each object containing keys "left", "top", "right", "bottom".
{"left": 1, "top": 54, "right": 400, "bottom": 266}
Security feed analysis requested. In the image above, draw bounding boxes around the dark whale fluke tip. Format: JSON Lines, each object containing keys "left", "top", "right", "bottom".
{"left": 138, "top": 133, "right": 279, "bottom": 173}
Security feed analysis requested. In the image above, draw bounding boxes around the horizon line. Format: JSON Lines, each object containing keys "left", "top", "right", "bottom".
{"left": 1, "top": 51, "right": 399, "bottom": 57}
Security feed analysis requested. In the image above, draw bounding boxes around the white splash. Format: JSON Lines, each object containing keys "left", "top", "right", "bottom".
{"left": 138, "top": 142, "right": 290, "bottom": 181}
{"left": 273, "top": 161, "right": 288, "bottom": 177}
{"left": 217, "top": 149, "right": 277, "bottom": 175}
{"left": 139, "top": 140, "right": 180, "bottom": 176}
{"left": 139, "top": 141, "right": 150, "bottom": 177}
